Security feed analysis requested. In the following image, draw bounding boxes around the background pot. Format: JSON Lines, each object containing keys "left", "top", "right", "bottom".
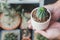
{"left": 31, "top": 7, "right": 51, "bottom": 31}
{"left": 0, "top": 13, "right": 21, "bottom": 30}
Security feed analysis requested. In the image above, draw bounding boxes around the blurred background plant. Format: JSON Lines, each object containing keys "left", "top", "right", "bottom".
{"left": 4, "top": 33, "right": 18, "bottom": 40}
{"left": 36, "top": 33, "right": 48, "bottom": 40}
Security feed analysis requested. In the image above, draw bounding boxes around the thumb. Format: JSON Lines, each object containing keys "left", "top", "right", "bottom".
{"left": 46, "top": 28, "right": 60, "bottom": 39}
{"left": 28, "top": 20, "right": 32, "bottom": 29}
{"left": 28, "top": 20, "right": 38, "bottom": 30}
{"left": 35, "top": 30, "right": 48, "bottom": 38}
{"left": 36, "top": 28, "right": 60, "bottom": 39}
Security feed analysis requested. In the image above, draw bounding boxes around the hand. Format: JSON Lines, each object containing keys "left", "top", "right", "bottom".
{"left": 28, "top": 3, "right": 60, "bottom": 39}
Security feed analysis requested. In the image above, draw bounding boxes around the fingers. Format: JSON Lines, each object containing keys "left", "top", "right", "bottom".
{"left": 28, "top": 20, "right": 32, "bottom": 29}
{"left": 48, "top": 20, "right": 55, "bottom": 27}
{"left": 28, "top": 20, "right": 36, "bottom": 30}
{"left": 44, "top": 4, "right": 54, "bottom": 12}
{"left": 48, "top": 22, "right": 60, "bottom": 29}
{"left": 35, "top": 30, "right": 48, "bottom": 38}
{"left": 44, "top": 4, "right": 60, "bottom": 21}
{"left": 46, "top": 28, "right": 60, "bottom": 39}
{"left": 36, "top": 22, "right": 60, "bottom": 39}
{"left": 52, "top": 6, "right": 60, "bottom": 21}
{"left": 28, "top": 19, "right": 49, "bottom": 38}
{"left": 36, "top": 28, "right": 60, "bottom": 39}
{"left": 46, "top": 22, "right": 60, "bottom": 39}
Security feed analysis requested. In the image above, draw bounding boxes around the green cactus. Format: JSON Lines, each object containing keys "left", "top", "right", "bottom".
{"left": 36, "top": 7, "right": 49, "bottom": 22}
{"left": 4, "top": 33, "right": 18, "bottom": 40}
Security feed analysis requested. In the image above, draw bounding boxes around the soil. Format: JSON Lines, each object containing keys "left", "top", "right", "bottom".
{"left": 32, "top": 9, "right": 50, "bottom": 22}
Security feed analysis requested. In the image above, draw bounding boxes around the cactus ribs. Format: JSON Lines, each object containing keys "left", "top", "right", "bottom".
{"left": 32, "top": 7, "right": 50, "bottom": 22}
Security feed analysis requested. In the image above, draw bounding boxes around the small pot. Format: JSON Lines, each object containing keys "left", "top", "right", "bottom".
{"left": 31, "top": 7, "right": 51, "bottom": 31}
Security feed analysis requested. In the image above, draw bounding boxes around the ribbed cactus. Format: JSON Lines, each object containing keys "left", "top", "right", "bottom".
{"left": 36, "top": 7, "right": 49, "bottom": 22}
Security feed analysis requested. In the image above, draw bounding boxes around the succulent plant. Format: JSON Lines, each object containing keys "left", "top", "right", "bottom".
{"left": 36, "top": 7, "right": 49, "bottom": 22}
{"left": 0, "top": 0, "right": 17, "bottom": 21}
{"left": 4, "top": 33, "right": 18, "bottom": 40}
{"left": 0, "top": 0, "right": 10, "bottom": 15}
{"left": 37, "top": 33, "right": 48, "bottom": 40}
{"left": 0, "top": 0, "right": 8, "bottom": 10}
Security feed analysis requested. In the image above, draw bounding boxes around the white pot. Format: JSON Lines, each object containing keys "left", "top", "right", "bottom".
{"left": 31, "top": 7, "right": 51, "bottom": 31}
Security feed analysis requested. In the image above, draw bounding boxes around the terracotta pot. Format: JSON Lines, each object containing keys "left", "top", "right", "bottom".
{"left": 0, "top": 13, "right": 21, "bottom": 30}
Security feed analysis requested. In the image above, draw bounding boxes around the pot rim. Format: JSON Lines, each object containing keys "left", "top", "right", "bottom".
{"left": 31, "top": 7, "right": 51, "bottom": 24}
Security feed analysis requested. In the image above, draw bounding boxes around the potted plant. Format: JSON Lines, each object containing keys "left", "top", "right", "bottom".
{"left": 4, "top": 33, "right": 18, "bottom": 40}
{"left": 31, "top": 7, "right": 51, "bottom": 30}
{"left": 0, "top": 1, "right": 21, "bottom": 30}
{"left": 0, "top": 9, "right": 21, "bottom": 30}
{"left": 1, "top": 30, "right": 20, "bottom": 40}
{"left": 22, "top": 28, "right": 31, "bottom": 40}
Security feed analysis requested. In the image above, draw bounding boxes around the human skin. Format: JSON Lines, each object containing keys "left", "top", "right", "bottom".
{"left": 28, "top": 0, "right": 60, "bottom": 39}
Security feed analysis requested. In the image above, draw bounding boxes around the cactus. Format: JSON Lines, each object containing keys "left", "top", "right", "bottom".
{"left": 36, "top": 7, "right": 49, "bottom": 22}
{"left": 4, "top": 33, "right": 18, "bottom": 40}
